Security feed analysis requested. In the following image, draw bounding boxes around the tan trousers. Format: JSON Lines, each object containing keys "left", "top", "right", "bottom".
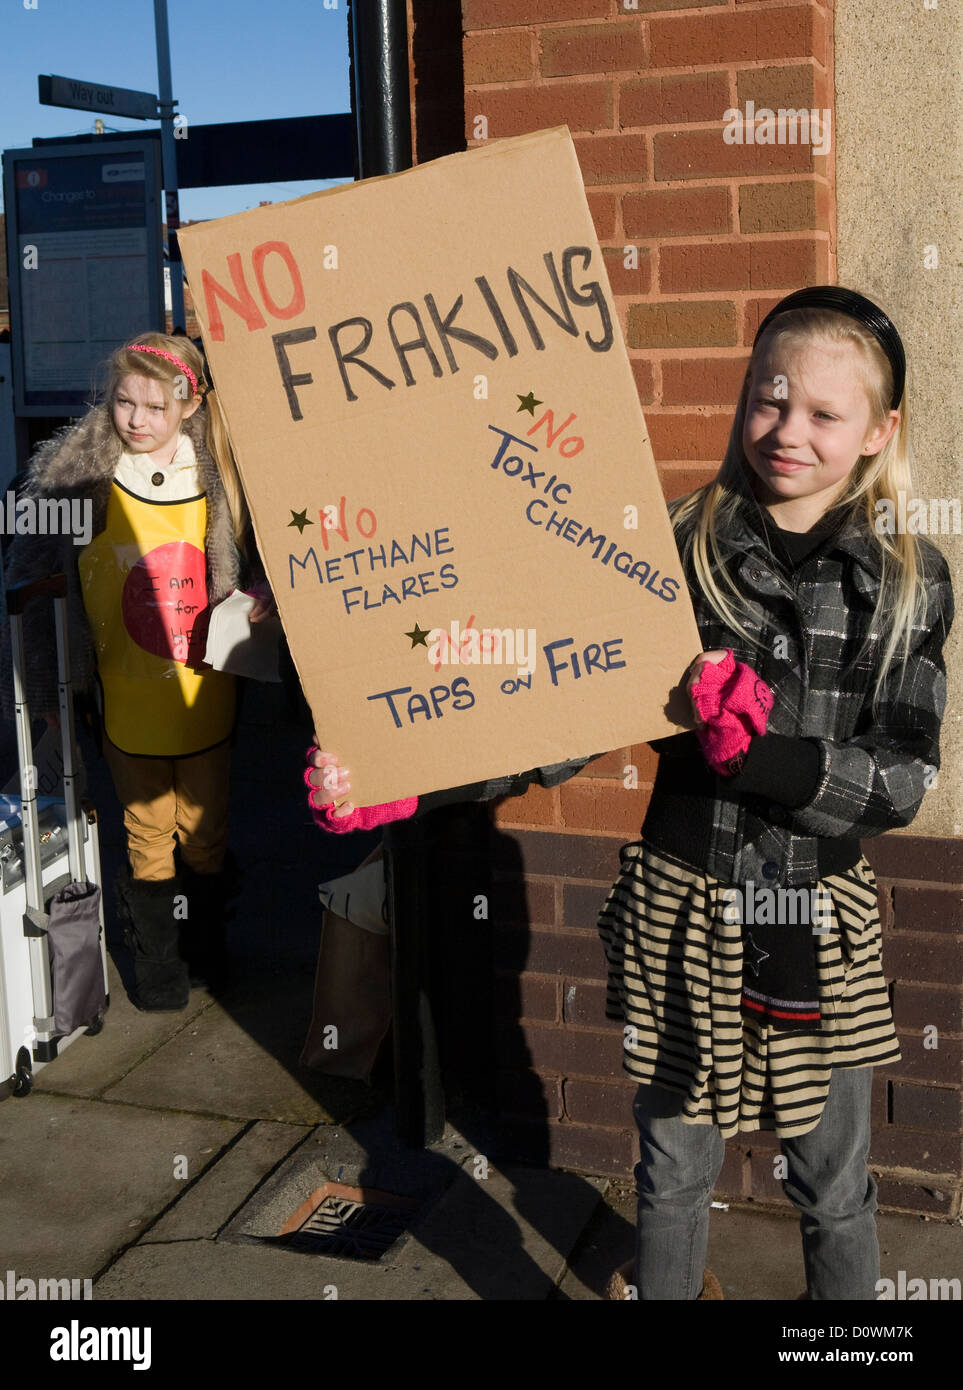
{"left": 103, "top": 738, "right": 231, "bottom": 881}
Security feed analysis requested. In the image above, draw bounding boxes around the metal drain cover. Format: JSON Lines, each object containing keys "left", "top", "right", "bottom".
{"left": 271, "top": 1182, "right": 420, "bottom": 1260}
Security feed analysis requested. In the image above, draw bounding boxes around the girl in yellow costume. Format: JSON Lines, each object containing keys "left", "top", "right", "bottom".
{"left": 2, "top": 332, "right": 269, "bottom": 1011}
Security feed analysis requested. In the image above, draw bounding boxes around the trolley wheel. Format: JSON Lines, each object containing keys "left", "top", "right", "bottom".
{"left": 84, "top": 1013, "right": 105, "bottom": 1037}
{"left": 12, "top": 1048, "right": 32, "bottom": 1098}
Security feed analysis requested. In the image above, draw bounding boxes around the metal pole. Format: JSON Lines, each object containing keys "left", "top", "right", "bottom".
{"left": 153, "top": 0, "right": 186, "bottom": 330}
{"left": 349, "top": 0, "right": 441, "bottom": 1146}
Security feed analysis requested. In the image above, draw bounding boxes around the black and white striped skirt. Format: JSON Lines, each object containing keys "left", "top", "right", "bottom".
{"left": 597, "top": 842, "right": 900, "bottom": 1138}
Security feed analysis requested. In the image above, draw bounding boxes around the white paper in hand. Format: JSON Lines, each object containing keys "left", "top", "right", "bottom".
{"left": 204, "top": 590, "right": 283, "bottom": 682}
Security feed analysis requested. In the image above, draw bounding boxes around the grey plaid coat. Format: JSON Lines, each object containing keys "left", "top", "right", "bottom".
{"left": 663, "top": 494, "right": 954, "bottom": 887}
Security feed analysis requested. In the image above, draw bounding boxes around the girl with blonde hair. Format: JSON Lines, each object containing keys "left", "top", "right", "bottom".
{"left": 596, "top": 286, "right": 954, "bottom": 1300}
{"left": 3, "top": 331, "right": 270, "bottom": 1010}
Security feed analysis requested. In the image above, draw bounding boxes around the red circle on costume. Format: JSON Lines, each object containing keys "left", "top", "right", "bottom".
{"left": 122, "top": 542, "right": 207, "bottom": 664}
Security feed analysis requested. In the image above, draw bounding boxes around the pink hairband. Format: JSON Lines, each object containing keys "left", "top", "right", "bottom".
{"left": 128, "top": 344, "right": 199, "bottom": 397}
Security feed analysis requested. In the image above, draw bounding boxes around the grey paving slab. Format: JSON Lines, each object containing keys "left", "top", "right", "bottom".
{"left": 93, "top": 1236, "right": 390, "bottom": 1301}
{"left": 0, "top": 1094, "right": 240, "bottom": 1283}
{"left": 145, "top": 1121, "right": 310, "bottom": 1242}
{"left": 557, "top": 1187, "right": 963, "bottom": 1301}
{"left": 219, "top": 1111, "right": 604, "bottom": 1300}
{"left": 100, "top": 973, "right": 377, "bottom": 1126}
{"left": 387, "top": 1161, "right": 606, "bottom": 1300}
{"left": 31, "top": 956, "right": 215, "bottom": 1100}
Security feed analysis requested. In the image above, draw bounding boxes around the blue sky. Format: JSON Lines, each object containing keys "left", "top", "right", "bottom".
{"left": 1, "top": 0, "right": 352, "bottom": 220}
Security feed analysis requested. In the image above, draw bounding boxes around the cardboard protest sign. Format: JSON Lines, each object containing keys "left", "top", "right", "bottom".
{"left": 179, "top": 127, "right": 701, "bottom": 806}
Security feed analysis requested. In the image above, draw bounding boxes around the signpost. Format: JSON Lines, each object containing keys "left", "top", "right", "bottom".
{"left": 38, "top": 75, "right": 158, "bottom": 122}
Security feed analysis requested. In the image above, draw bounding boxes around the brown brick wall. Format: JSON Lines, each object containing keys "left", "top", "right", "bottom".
{"left": 407, "top": 2, "right": 962, "bottom": 1218}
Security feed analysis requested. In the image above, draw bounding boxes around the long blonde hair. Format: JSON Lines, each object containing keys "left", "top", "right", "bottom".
{"left": 104, "top": 331, "right": 250, "bottom": 553}
{"left": 671, "top": 304, "right": 926, "bottom": 705}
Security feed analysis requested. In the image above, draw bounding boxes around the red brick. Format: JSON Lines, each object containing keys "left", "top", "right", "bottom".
{"left": 873, "top": 1075, "right": 889, "bottom": 1127}
{"left": 490, "top": 873, "right": 556, "bottom": 927}
{"left": 540, "top": 21, "right": 645, "bottom": 78}
{"left": 619, "top": 0, "right": 726, "bottom": 10}
{"left": 602, "top": 244, "right": 651, "bottom": 297}
{"left": 496, "top": 1116, "right": 637, "bottom": 1176}
{"left": 654, "top": 129, "right": 817, "bottom": 182}
{"left": 493, "top": 782, "right": 560, "bottom": 828}
{"left": 627, "top": 300, "right": 738, "bottom": 349}
{"left": 748, "top": 1150, "right": 791, "bottom": 1204}
{"left": 495, "top": 924, "right": 608, "bottom": 978}
{"left": 496, "top": 1068, "right": 564, "bottom": 1119}
{"left": 751, "top": 237, "right": 828, "bottom": 287}
{"left": 863, "top": 836, "right": 963, "bottom": 885}
{"left": 620, "top": 71, "right": 729, "bottom": 128}
{"left": 496, "top": 1018, "right": 625, "bottom": 1076}
{"left": 661, "top": 355, "right": 750, "bottom": 406}
{"left": 658, "top": 466, "right": 718, "bottom": 501}
{"left": 660, "top": 242, "right": 750, "bottom": 293}
{"left": 735, "top": 61, "right": 831, "bottom": 114}
{"left": 893, "top": 983, "right": 963, "bottom": 1036}
{"left": 890, "top": 1083, "right": 963, "bottom": 1135}
{"left": 870, "top": 1127, "right": 961, "bottom": 1174}
{"left": 465, "top": 80, "right": 613, "bottom": 139}
{"left": 647, "top": 411, "right": 732, "bottom": 463}
{"left": 562, "top": 978, "right": 610, "bottom": 1025}
{"left": 495, "top": 969, "right": 561, "bottom": 1023}
{"left": 463, "top": 29, "right": 535, "bottom": 85}
{"left": 491, "top": 827, "right": 621, "bottom": 881}
{"left": 563, "top": 880, "right": 618, "bottom": 931}
{"left": 630, "top": 357, "right": 655, "bottom": 405}
{"left": 626, "top": 741, "right": 658, "bottom": 782}
{"left": 885, "top": 932, "right": 963, "bottom": 987}
{"left": 873, "top": 1176, "right": 960, "bottom": 1217}
{"left": 741, "top": 1126, "right": 780, "bottom": 1150}
{"left": 464, "top": 0, "right": 611, "bottom": 26}
{"left": 574, "top": 132, "right": 648, "bottom": 185}
{"left": 891, "top": 886, "right": 963, "bottom": 935}
{"left": 883, "top": 1035, "right": 962, "bottom": 1086}
{"left": 649, "top": 6, "right": 829, "bottom": 69}
{"left": 560, "top": 779, "right": 644, "bottom": 834}
{"left": 739, "top": 180, "right": 831, "bottom": 236}
{"left": 563, "top": 1076, "right": 636, "bottom": 1125}
{"left": 623, "top": 186, "right": 731, "bottom": 239}
{"left": 659, "top": 239, "right": 826, "bottom": 294}
{"left": 714, "top": 1148, "right": 750, "bottom": 1200}
{"left": 586, "top": 190, "right": 617, "bottom": 239}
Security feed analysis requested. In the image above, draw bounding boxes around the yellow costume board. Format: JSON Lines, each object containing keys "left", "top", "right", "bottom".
{"left": 79, "top": 482, "right": 235, "bottom": 757}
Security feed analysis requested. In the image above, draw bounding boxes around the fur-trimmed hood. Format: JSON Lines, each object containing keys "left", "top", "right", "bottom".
{"left": 23, "top": 403, "right": 243, "bottom": 605}
{"left": 0, "top": 402, "right": 248, "bottom": 717}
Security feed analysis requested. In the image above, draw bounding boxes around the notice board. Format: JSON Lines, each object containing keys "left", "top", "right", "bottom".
{"left": 179, "top": 128, "right": 700, "bottom": 807}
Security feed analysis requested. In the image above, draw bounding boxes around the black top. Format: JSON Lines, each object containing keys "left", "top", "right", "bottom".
{"left": 642, "top": 507, "right": 862, "bottom": 880}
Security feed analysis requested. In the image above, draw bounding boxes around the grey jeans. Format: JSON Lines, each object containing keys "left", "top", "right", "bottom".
{"left": 632, "top": 1065, "right": 879, "bottom": 1300}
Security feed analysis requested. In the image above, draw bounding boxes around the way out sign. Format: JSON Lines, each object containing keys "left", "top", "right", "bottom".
{"left": 179, "top": 128, "right": 700, "bottom": 807}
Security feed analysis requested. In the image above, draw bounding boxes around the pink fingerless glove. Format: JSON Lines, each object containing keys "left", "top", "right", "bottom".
{"left": 303, "top": 746, "right": 418, "bottom": 834}
{"left": 689, "top": 650, "right": 774, "bottom": 776}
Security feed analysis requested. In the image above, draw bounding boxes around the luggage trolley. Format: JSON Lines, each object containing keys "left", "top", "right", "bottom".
{"left": 0, "top": 574, "right": 108, "bottom": 1099}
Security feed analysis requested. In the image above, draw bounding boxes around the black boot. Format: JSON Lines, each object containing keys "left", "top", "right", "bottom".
{"left": 179, "top": 857, "right": 240, "bottom": 994}
{"left": 117, "top": 874, "right": 191, "bottom": 1012}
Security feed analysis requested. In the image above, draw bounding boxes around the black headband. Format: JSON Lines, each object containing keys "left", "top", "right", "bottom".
{"left": 753, "top": 285, "right": 905, "bottom": 410}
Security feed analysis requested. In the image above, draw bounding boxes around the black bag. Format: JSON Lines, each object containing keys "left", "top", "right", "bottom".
{"left": 47, "top": 880, "right": 106, "bottom": 1035}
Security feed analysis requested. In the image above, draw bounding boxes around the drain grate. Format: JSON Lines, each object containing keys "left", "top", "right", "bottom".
{"left": 271, "top": 1182, "right": 420, "bottom": 1261}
